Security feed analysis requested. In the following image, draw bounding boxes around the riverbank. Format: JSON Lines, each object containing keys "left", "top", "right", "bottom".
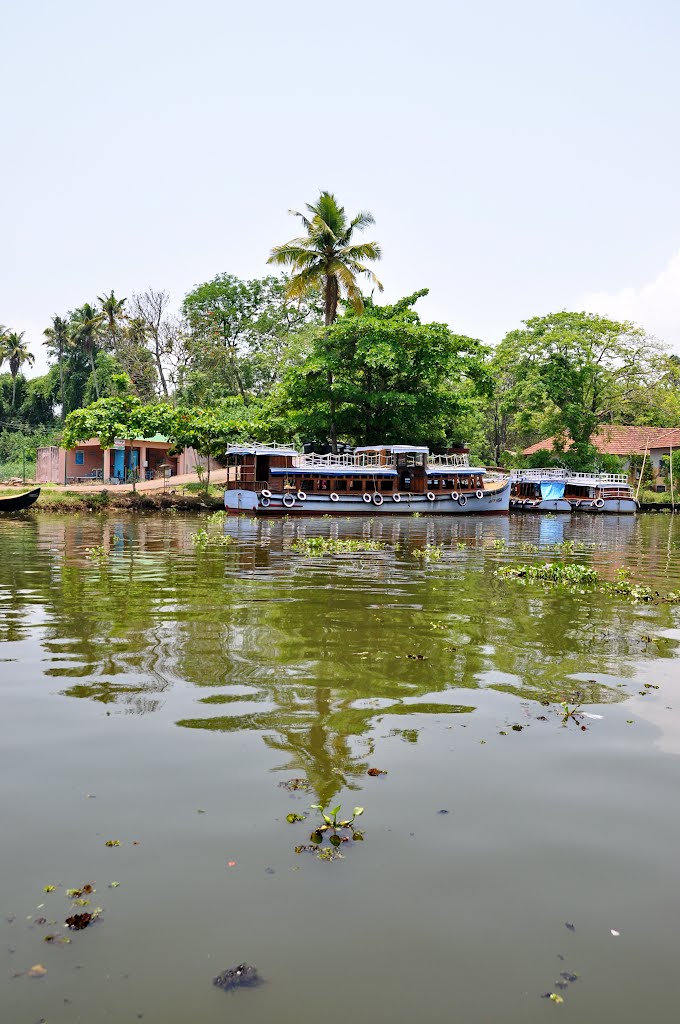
{"left": 0, "top": 487, "right": 224, "bottom": 513}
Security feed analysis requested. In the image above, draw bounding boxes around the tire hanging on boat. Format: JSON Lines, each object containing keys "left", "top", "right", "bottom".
{"left": 594, "top": 497, "right": 605, "bottom": 508}
{"left": 330, "top": 493, "right": 339, "bottom": 502}
{"left": 475, "top": 490, "right": 483, "bottom": 499}
{"left": 426, "top": 491, "right": 436, "bottom": 501}
{"left": 260, "top": 497, "right": 270, "bottom": 508}
{"left": 362, "top": 492, "right": 372, "bottom": 503}
{"left": 393, "top": 493, "right": 401, "bottom": 503}
{"left": 458, "top": 494, "right": 468, "bottom": 506}
{"left": 372, "top": 492, "right": 383, "bottom": 506}
{"left": 451, "top": 491, "right": 459, "bottom": 501}
{"left": 261, "top": 489, "right": 271, "bottom": 498}
{"left": 297, "top": 491, "right": 307, "bottom": 501}
{"left": 283, "top": 493, "right": 295, "bottom": 508}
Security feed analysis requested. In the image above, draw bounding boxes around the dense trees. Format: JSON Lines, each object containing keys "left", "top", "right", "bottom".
{"left": 3, "top": 193, "right": 680, "bottom": 479}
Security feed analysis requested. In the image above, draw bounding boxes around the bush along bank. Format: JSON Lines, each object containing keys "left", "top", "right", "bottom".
{"left": 0, "top": 489, "right": 224, "bottom": 513}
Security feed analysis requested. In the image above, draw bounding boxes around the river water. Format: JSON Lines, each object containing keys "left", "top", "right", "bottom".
{"left": 1, "top": 511, "right": 679, "bottom": 1023}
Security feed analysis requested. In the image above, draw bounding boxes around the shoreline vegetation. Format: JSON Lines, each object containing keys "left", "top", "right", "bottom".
{"left": 0, "top": 486, "right": 224, "bottom": 513}
{"left": 2, "top": 191, "right": 680, "bottom": 498}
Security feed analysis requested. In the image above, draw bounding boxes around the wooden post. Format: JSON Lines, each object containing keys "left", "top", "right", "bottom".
{"left": 635, "top": 442, "right": 649, "bottom": 503}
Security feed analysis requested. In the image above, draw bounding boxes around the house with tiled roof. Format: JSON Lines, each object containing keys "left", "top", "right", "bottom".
{"left": 522, "top": 426, "right": 680, "bottom": 491}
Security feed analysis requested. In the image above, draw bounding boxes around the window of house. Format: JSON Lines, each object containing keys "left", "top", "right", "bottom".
{"left": 75, "top": 451, "right": 85, "bottom": 466}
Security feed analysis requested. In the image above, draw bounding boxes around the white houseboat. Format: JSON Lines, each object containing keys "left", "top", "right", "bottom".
{"left": 510, "top": 468, "right": 637, "bottom": 514}
{"left": 224, "top": 443, "right": 510, "bottom": 516}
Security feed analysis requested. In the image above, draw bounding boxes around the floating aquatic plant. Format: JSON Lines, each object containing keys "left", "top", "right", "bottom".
{"left": 411, "top": 544, "right": 443, "bottom": 561}
{"left": 309, "top": 803, "right": 365, "bottom": 846}
{"left": 289, "top": 537, "right": 387, "bottom": 556}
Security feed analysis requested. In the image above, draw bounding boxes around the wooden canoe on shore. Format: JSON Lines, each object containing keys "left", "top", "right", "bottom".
{"left": 0, "top": 488, "right": 41, "bottom": 512}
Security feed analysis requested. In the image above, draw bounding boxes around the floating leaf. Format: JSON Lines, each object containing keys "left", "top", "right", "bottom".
{"left": 549, "top": 993, "right": 564, "bottom": 1003}
{"left": 353, "top": 831, "right": 364, "bottom": 841}
{"left": 310, "top": 831, "right": 323, "bottom": 845}
{"left": 329, "top": 834, "right": 341, "bottom": 847}
{"left": 286, "top": 813, "right": 305, "bottom": 824}
{"left": 108, "top": 882, "right": 120, "bottom": 888}
{"left": 105, "top": 840, "right": 121, "bottom": 847}
{"left": 42, "top": 885, "right": 56, "bottom": 893}
{"left": 353, "top": 807, "right": 364, "bottom": 817}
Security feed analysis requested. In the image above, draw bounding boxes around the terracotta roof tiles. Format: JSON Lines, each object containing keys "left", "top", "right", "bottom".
{"left": 522, "top": 426, "right": 680, "bottom": 456}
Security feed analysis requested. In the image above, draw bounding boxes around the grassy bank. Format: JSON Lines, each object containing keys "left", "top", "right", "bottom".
{"left": 0, "top": 486, "right": 224, "bottom": 513}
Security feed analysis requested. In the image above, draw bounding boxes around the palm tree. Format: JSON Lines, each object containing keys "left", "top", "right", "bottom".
{"left": 43, "top": 315, "right": 70, "bottom": 415}
{"left": 98, "top": 290, "right": 127, "bottom": 346}
{"left": 0, "top": 331, "right": 35, "bottom": 407}
{"left": 70, "top": 303, "right": 105, "bottom": 399}
{"left": 268, "top": 191, "right": 382, "bottom": 449}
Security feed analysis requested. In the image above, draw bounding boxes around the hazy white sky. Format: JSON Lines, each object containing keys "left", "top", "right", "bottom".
{"left": 2, "top": 0, "right": 680, "bottom": 376}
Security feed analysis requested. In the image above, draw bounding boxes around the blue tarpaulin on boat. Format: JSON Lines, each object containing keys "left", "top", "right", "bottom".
{"left": 540, "top": 481, "right": 566, "bottom": 500}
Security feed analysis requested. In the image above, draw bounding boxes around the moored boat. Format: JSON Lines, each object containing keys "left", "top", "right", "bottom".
{"left": 511, "top": 469, "right": 637, "bottom": 514}
{"left": 224, "top": 444, "right": 510, "bottom": 516}
{"left": 0, "top": 487, "right": 41, "bottom": 512}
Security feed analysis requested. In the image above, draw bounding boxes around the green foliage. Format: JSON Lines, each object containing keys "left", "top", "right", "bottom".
{"left": 270, "top": 291, "right": 490, "bottom": 448}
{"left": 268, "top": 191, "right": 382, "bottom": 326}
{"left": 289, "top": 537, "right": 387, "bottom": 556}
{"left": 411, "top": 544, "right": 443, "bottom": 561}
{"left": 181, "top": 274, "right": 319, "bottom": 404}
{"left": 494, "top": 311, "right": 664, "bottom": 470}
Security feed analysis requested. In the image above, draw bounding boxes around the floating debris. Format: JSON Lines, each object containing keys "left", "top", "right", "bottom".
{"left": 42, "top": 885, "right": 56, "bottom": 893}
{"left": 367, "top": 768, "right": 388, "bottom": 777}
{"left": 65, "top": 912, "right": 97, "bottom": 930}
{"left": 278, "top": 778, "right": 312, "bottom": 792}
{"left": 610, "top": 929, "right": 620, "bottom": 937}
{"left": 27, "top": 964, "right": 47, "bottom": 978}
{"left": 213, "top": 963, "right": 262, "bottom": 991}
{"left": 565, "top": 922, "right": 576, "bottom": 932}
{"left": 286, "top": 813, "right": 306, "bottom": 824}
{"left": 105, "top": 840, "right": 121, "bottom": 847}
{"left": 437, "top": 809, "right": 450, "bottom": 815}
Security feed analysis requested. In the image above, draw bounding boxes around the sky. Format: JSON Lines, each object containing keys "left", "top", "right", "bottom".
{"left": 2, "top": 0, "right": 680, "bottom": 377}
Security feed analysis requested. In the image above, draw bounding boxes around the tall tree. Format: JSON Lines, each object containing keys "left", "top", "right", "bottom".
{"left": 98, "top": 290, "right": 127, "bottom": 344}
{"left": 129, "top": 289, "right": 172, "bottom": 397}
{"left": 43, "top": 315, "right": 70, "bottom": 415}
{"left": 0, "top": 331, "right": 35, "bottom": 408}
{"left": 69, "top": 303, "right": 105, "bottom": 399}
{"left": 267, "top": 191, "right": 382, "bottom": 450}
{"left": 269, "top": 291, "right": 490, "bottom": 448}
{"left": 496, "top": 311, "right": 665, "bottom": 468}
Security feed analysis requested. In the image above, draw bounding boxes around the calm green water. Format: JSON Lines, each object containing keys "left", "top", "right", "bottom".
{"left": 2, "top": 511, "right": 680, "bottom": 1023}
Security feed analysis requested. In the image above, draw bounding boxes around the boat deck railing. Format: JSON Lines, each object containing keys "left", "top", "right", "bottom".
{"left": 428, "top": 454, "right": 470, "bottom": 467}
{"left": 512, "top": 468, "right": 630, "bottom": 486}
{"left": 292, "top": 452, "right": 384, "bottom": 469}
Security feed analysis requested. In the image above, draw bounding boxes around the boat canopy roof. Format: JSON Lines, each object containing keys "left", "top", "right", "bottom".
{"left": 271, "top": 466, "right": 397, "bottom": 476}
{"left": 426, "top": 466, "right": 484, "bottom": 475}
{"left": 354, "top": 444, "right": 429, "bottom": 454}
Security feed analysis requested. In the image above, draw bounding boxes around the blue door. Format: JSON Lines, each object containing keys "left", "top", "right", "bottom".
{"left": 113, "top": 450, "right": 125, "bottom": 480}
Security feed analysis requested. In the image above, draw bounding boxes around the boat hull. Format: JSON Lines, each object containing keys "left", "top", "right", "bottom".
{"left": 510, "top": 498, "right": 572, "bottom": 513}
{"left": 225, "top": 482, "right": 510, "bottom": 516}
{"left": 569, "top": 498, "right": 638, "bottom": 514}
{"left": 0, "top": 487, "right": 40, "bottom": 512}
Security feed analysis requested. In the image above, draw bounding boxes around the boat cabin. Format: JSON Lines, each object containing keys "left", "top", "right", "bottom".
{"left": 224, "top": 443, "right": 484, "bottom": 497}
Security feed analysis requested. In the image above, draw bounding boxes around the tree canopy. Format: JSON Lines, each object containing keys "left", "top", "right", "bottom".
{"left": 268, "top": 291, "right": 491, "bottom": 448}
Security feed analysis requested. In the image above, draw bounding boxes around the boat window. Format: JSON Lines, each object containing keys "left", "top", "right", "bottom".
{"left": 351, "top": 478, "right": 363, "bottom": 491}
{"left": 380, "top": 478, "right": 393, "bottom": 491}
{"left": 430, "top": 477, "right": 439, "bottom": 488}
{"left": 334, "top": 478, "right": 347, "bottom": 491}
